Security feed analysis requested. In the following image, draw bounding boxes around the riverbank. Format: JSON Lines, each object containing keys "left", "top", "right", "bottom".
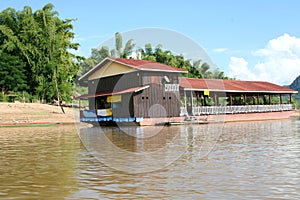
{"left": 0, "top": 102, "right": 76, "bottom": 125}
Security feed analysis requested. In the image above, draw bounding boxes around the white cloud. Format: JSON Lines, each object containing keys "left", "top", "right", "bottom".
{"left": 228, "top": 57, "right": 257, "bottom": 80}
{"left": 228, "top": 33, "right": 300, "bottom": 85}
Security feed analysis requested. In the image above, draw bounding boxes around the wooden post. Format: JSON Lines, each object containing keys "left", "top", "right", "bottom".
{"left": 269, "top": 94, "right": 272, "bottom": 105}
{"left": 214, "top": 93, "right": 218, "bottom": 106}
{"left": 289, "top": 94, "right": 292, "bottom": 104}
{"left": 230, "top": 94, "right": 233, "bottom": 106}
{"left": 243, "top": 94, "right": 246, "bottom": 105}
{"left": 184, "top": 90, "right": 187, "bottom": 109}
{"left": 191, "top": 91, "right": 194, "bottom": 115}
{"left": 257, "top": 94, "right": 260, "bottom": 105}
{"left": 279, "top": 94, "right": 282, "bottom": 104}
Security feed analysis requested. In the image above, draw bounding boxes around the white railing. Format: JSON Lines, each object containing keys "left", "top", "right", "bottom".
{"left": 180, "top": 104, "right": 293, "bottom": 116}
{"left": 180, "top": 107, "right": 188, "bottom": 116}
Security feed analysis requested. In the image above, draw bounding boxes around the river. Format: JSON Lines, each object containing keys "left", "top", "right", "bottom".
{"left": 0, "top": 118, "right": 299, "bottom": 199}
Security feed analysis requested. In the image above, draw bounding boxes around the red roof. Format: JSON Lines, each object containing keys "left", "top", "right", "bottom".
{"left": 76, "top": 85, "right": 149, "bottom": 99}
{"left": 79, "top": 57, "right": 187, "bottom": 81}
{"left": 180, "top": 78, "right": 298, "bottom": 94}
{"left": 112, "top": 58, "right": 187, "bottom": 73}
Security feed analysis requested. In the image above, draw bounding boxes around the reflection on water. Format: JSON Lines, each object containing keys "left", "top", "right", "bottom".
{"left": 0, "top": 120, "right": 300, "bottom": 199}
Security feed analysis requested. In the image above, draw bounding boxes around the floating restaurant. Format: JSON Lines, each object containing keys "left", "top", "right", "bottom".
{"left": 77, "top": 57, "right": 298, "bottom": 125}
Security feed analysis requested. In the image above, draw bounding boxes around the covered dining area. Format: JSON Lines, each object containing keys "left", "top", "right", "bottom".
{"left": 179, "top": 78, "right": 297, "bottom": 116}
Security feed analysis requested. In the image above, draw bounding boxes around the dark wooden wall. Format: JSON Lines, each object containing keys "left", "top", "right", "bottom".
{"left": 133, "top": 83, "right": 180, "bottom": 118}
{"left": 141, "top": 72, "right": 179, "bottom": 85}
{"left": 111, "top": 93, "right": 134, "bottom": 118}
{"left": 87, "top": 71, "right": 181, "bottom": 118}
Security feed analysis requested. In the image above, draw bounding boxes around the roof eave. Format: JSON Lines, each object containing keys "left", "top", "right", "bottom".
{"left": 139, "top": 68, "right": 188, "bottom": 73}
{"left": 182, "top": 88, "right": 298, "bottom": 94}
{"left": 78, "top": 57, "right": 113, "bottom": 81}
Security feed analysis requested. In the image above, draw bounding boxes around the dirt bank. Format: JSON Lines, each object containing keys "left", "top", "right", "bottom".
{"left": 0, "top": 102, "right": 77, "bottom": 125}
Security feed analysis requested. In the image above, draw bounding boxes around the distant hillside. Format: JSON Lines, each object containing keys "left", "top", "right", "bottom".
{"left": 289, "top": 75, "right": 300, "bottom": 91}
{"left": 288, "top": 75, "right": 300, "bottom": 108}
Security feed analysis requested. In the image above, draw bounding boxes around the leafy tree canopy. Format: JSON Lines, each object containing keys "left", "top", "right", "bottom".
{"left": 0, "top": 51, "right": 28, "bottom": 94}
{"left": 80, "top": 33, "right": 229, "bottom": 80}
{"left": 0, "top": 4, "right": 82, "bottom": 102}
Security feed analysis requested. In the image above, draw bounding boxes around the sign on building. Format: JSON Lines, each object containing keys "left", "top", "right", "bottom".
{"left": 165, "top": 84, "right": 179, "bottom": 92}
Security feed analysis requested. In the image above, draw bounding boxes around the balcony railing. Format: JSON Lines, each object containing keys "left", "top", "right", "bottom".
{"left": 180, "top": 104, "right": 293, "bottom": 116}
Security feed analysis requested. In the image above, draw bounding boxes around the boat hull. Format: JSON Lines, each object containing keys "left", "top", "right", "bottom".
{"left": 139, "top": 111, "right": 294, "bottom": 126}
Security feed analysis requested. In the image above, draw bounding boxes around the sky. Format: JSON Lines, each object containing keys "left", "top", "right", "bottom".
{"left": 1, "top": 0, "right": 300, "bottom": 85}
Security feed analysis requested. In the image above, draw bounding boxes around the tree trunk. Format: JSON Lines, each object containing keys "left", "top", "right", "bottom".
{"left": 54, "top": 68, "right": 65, "bottom": 114}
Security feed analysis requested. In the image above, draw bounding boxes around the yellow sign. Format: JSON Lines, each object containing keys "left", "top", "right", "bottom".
{"left": 107, "top": 95, "right": 122, "bottom": 102}
{"left": 106, "top": 109, "right": 112, "bottom": 116}
{"left": 97, "top": 109, "right": 112, "bottom": 116}
{"left": 204, "top": 90, "right": 210, "bottom": 96}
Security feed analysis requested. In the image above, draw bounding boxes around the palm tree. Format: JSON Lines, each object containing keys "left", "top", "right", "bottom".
{"left": 114, "top": 32, "right": 135, "bottom": 58}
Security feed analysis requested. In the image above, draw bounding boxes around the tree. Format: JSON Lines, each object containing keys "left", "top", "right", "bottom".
{"left": 0, "top": 4, "right": 82, "bottom": 103}
{"left": 0, "top": 51, "right": 28, "bottom": 96}
{"left": 137, "top": 43, "right": 228, "bottom": 79}
{"left": 79, "top": 32, "right": 136, "bottom": 75}
{"left": 81, "top": 32, "right": 228, "bottom": 80}
{"left": 114, "top": 32, "right": 135, "bottom": 58}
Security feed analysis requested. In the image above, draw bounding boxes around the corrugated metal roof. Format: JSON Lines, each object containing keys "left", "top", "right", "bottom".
{"left": 180, "top": 78, "right": 298, "bottom": 94}
{"left": 112, "top": 58, "right": 187, "bottom": 73}
{"left": 79, "top": 57, "right": 187, "bottom": 81}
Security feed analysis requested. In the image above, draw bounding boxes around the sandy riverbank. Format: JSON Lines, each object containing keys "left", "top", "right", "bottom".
{"left": 0, "top": 102, "right": 77, "bottom": 125}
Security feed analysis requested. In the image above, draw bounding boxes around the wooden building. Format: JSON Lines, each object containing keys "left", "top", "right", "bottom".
{"left": 78, "top": 57, "right": 298, "bottom": 125}
{"left": 78, "top": 57, "right": 187, "bottom": 124}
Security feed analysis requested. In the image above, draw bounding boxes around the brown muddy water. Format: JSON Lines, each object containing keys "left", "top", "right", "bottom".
{"left": 0, "top": 119, "right": 299, "bottom": 199}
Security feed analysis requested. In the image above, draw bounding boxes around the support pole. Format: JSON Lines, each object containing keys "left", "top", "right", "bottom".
{"left": 184, "top": 90, "right": 187, "bottom": 112}
{"left": 191, "top": 91, "right": 194, "bottom": 115}
{"left": 279, "top": 94, "right": 282, "bottom": 104}
{"left": 214, "top": 93, "right": 218, "bottom": 106}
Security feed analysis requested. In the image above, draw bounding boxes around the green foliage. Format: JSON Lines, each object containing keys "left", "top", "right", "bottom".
{"left": 139, "top": 43, "right": 229, "bottom": 79}
{"left": 0, "top": 51, "right": 28, "bottom": 94}
{"left": 0, "top": 4, "right": 82, "bottom": 102}
{"left": 79, "top": 33, "right": 136, "bottom": 76}
{"left": 115, "top": 32, "right": 122, "bottom": 56}
{"left": 80, "top": 32, "right": 229, "bottom": 81}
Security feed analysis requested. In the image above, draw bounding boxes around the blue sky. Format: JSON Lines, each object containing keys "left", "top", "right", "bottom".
{"left": 1, "top": 0, "right": 300, "bottom": 85}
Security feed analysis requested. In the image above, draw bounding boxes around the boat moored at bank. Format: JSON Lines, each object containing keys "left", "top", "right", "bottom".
{"left": 77, "top": 57, "right": 298, "bottom": 125}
